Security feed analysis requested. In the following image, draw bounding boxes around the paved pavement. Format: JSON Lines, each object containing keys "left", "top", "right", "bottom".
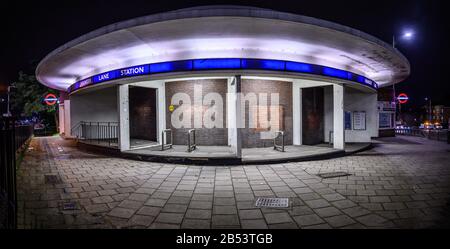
{"left": 17, "top": 135, "right": 450, "bottom": 229}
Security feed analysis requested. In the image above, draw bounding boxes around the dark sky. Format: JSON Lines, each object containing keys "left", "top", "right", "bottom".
{"left": 1, "top": 0, "right": 449, "bottom": 109}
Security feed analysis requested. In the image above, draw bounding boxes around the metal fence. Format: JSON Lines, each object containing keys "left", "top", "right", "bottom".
{"left": 0, "top": 117, "right": 33, "bottom": 229}
{"left": 71, "top": 121, "right": 119, "bottom": 147}
{"left": 396, "top": 128, "right": 450, "bottom": 143}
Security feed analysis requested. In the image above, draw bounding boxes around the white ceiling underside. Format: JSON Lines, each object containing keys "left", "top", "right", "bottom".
{"left": 36, "top": 15, "right": 410, "bottom": 91}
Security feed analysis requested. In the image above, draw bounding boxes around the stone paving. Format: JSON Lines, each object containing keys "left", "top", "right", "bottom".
{"left": 17, "top": 135, "right": 450, "bottom": 229}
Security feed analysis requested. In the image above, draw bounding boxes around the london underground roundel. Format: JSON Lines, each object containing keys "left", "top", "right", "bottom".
{"left": 44, "top": 93, "right": 58, "bottom": 106}
{"left": 397, "top": 93, "right": 409, "bottom": 104}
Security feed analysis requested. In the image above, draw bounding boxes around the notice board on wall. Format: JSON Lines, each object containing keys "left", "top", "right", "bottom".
{"left": 345, "top": 111, "right": 352, "bottom": 130}
{"left": 353, "top": 111, "right": 366, "bottom": 130}
{"left": 379, "top": 113, "right": 392, "bottom": 129}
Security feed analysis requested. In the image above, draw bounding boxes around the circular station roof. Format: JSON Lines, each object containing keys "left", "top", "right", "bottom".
{"left": 36, "top": 5, "right": 410, "bottom": 91}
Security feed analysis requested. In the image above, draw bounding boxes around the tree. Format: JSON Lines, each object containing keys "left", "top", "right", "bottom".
{"left": 10, "top": 71, "right": 58, "bottom": 126}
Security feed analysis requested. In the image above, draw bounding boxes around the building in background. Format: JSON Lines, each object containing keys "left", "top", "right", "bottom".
{"left": 422, "top": 105, "right": 450, "bottom": 129}
{"left": 35, "top": 6, "right": 410, "bottom": 162}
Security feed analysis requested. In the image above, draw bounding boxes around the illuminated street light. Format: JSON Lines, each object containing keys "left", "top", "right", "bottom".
{"left": 393, "top": 29, "right": 415, "bottom": 48}
{"left": 403, "top": 31, "right": 414, "bottom": 39}
{"left": 392, "top": 28, "right": 415, "bottom": 124}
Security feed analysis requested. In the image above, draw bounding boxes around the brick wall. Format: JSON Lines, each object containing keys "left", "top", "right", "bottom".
{"left": 240, "top": 79, "right": 293, "bottom": 148}
{"left": 165, "top": 79, "right": 228, "bottom": 146}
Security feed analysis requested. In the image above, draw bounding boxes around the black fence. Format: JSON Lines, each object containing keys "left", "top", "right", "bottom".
{"left": 71, "top": 121, "right": 119, "bottom": 147}
{"left": 0, "top": 117, "right": 33, "bottom": 229}
{"left": 396, "top": 128, "right": 450, "bottom": 143}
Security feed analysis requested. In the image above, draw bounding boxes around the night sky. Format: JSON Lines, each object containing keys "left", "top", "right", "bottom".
{"left": 1, "top": 0, "right": 449, "bottom": 109}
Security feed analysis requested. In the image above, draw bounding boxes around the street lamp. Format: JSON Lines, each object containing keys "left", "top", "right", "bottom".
{"left": 392, "top": 29, "right": 415, "bottom": 125}
{"left": 3, "top": 85, "right": 15, "bottom": 117}
{"left": 393, "top": 30, "right": 415, "bottom": 48}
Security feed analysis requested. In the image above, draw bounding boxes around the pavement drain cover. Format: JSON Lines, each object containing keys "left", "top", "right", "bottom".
{"left": 255, "top": 197, "right": 289, "bottom": 208}
{"left": 62, "top": 202, "right": 78, "bottom": 210}
{"left": 44, "top": 175, "right": 61, "bottom": 184}
{"left": 317, "top": 172, "right": 351, "bottom": 179}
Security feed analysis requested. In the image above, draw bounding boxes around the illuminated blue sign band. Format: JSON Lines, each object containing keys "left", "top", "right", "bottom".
{"left": 241, "top": 59, "right": 285, "bottom": 70}
{"left": 194, "top": 58, "right": 241, "bottom": 69}
{"left": 323, "top": 67, "right": 352, "bottom": 80}
{"left": 69, "top": 58, "right": 378, "bottom": 92}
{"left": 285, "top": 62, "right": 314, "bottom": 73}
{"left": 150, "top": 61, "right": 193, "bottom": 73}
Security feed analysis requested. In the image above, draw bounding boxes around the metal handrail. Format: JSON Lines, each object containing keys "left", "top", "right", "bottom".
{"left": 273, "top": 131, "right": 285, "bottom": 152}
{"left": 329, "top": 131, "right": 334, "bottom": 145}
{"left": 187, "top": 129, "right": 197, "bottom": 152}
{"left": 71, "top": 121, "right": 119, "bottom": 147}
{"left": 161, "top": 129, "right": 173, "bottom": 151}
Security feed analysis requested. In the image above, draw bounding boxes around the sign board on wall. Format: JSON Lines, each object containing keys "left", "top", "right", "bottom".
{"left": 377, "top": 101, "right": 396, "bottom": 112}
{"left": 379, "top": 113, "right": 392, "bottom": 129}
{"left": 353, "top": 111, "right": 366, "bottom": 130}
{"left": 345, "top": 111, "right": 352, "bottom": 130}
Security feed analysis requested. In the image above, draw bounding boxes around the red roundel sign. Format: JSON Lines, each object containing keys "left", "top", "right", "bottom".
{"left": 44, "top": 93, "right": 58, "bottom": 106}
{"left": 397, "top": 93, "right": 409, "bottom": 104}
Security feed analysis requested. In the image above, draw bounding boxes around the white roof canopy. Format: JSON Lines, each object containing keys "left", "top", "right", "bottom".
{"left": 36, "top": 5, "right": 410, "bottom": 91}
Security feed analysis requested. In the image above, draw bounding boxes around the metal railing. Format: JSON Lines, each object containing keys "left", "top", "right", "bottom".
{"left": 1, "top": 117, "right": 33, "bottom": 229}
{"left": 161, "top": 129, "right": 173, "bottom": 151}
{"left": 187, "top": 129, "right": 197, "bottom": 152}
{"left": 14, "top": 125, "right": 34, "bottom": 151}
{"left": 273, "top": 131, "right": 285, "bottom": 152}
{"left": 329, "top": 131, "right": 334, "bottom": 146}
{"left": 71, "top": 121, "right": 119, "bottom": 147}
{"left": 396, "top": 128, "right": 449, "bottom": 143}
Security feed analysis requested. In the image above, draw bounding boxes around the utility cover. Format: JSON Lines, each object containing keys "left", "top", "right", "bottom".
{"left": 255, "top": 197, "right": 289, "bottom": 208}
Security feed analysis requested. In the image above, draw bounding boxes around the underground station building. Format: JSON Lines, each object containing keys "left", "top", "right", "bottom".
{"left": 36, "top": 6, "right": 410, "bottom": 163}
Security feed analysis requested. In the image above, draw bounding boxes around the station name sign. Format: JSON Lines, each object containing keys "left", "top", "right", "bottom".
{"left": 69, "top": 58, "right": 379, "bottom": 92}
{"left": 91, "top": 65, "right": 150, "bottom": 84}
{"left": 119, "top": 65, "right": 150, "bottom": 77}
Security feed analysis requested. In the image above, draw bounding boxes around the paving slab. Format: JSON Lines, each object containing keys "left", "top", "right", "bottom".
{"left": 16, "top": 136, "right": 450, "bottom": 229}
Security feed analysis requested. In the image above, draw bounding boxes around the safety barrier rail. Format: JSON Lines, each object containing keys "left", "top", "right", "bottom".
{"left": 187, "top": 129, "right": 197, "bottom": 152}
{"left": 161, "top": 129, "right": 173, "bottom": 151}
{"left": 71, "top": 121, "right": 119, "bottom": 147}
{"left": 396, "top": 128, "right": 449, "bottom": 143}
{"left": 273, "top": 131, "right": 285, "bottom": 152}
{"left": 329, "top": 131, "right": 334, "bottom": 146}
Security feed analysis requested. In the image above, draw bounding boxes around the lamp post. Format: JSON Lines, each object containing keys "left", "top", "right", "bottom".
{"left": 7, "top": 86, "right": 11, "bottom": 117}
{"left": 425, "top": 97, "right": 432, "bottom": 123}
{"left": 392, "top": 30, "right": 414, "bottom": 124}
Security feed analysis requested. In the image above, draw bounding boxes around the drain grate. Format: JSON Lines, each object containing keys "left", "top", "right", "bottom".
{"left": 44, "top": 175, "right": 61, "bottom": 184}
{"left": 255, "top": 197, "right": 289, "bottom": 208}
{"left": 317, "top": 172, "right": 351, "bottom": 179}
